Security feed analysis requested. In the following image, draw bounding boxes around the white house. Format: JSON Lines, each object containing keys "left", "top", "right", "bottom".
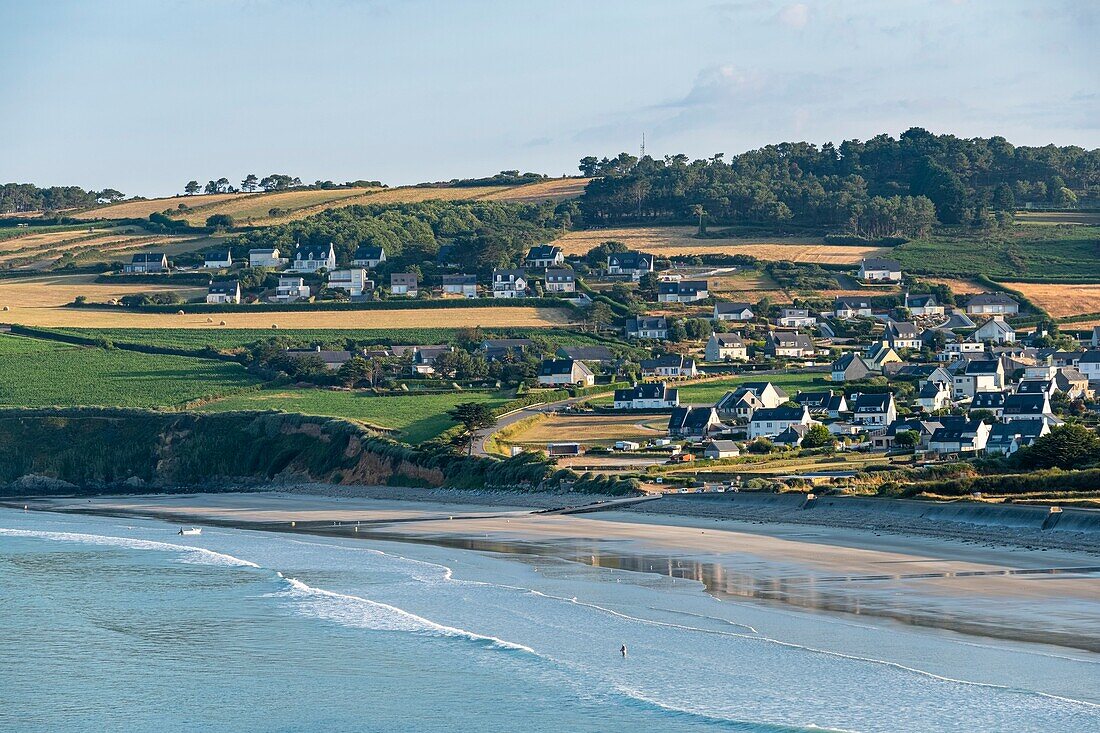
{"left": 124, "top": 252, "right": 168, "bottom": 273}
{"left": 885, "top": 321, "right": 922, "bottom": 351}
{"left": 794, "top": 390, "right": 848, "bottom": 418}
{"left": 203, "top": 249, "right": 233, "bottom": 269}
{"left": 390, "top": 272, "right": 418, "bottom": 297}
{"left": 834, "top": 297, "right": 873, "bottom": 319}
{"left": 613, "top": 383, "right": 679, "bottom": 409}
{"left": 658, "top": 279, "right": 709, "bottom": 303}
{"left": 1002, "top": 393, "right": 1060, "bottom": 426}
{"left": 607, "top": 251, "right": 654, "bottom": 280}
{"left": 713, "top": 302, "right": 755, "bottom": 322}
{"left": 985, "top": 420, "right": 1050, "bottom": 456}
{"left": 777, "top": 308, "right": 816, "bottom": 328}
{"left": 526, "top": 245, "right": 564, "bottom": 269}
{"left": 492, "top": 268, "right": 527, "bottom": 298}
{"left": 351, "top": 246, "right": 386, "bottom": 268}
{"left": 850, "top": 392, "right": 897, "bottom": 427}
{"left": 966, "top": 293, "right": 1020, "bottom": 316}
{"left": 274, "top": 276, "right": 310, "bottom": 302}
{"left": 625, "top": 316, "right": 668, "bottom": 339}
{"left": 952, "top": 359, "right": 1005, "bottom": 399}
{"left": 905, "top": 293, "right": 944, "bottom": 317}
{"left": 973, "top": 315, "right": 1016, "bottom": 344}
{"left": 857, "top": 258, "right": 902, "bottom": 282}
{"left": 917, "top": 381, "right": 951, "bottom": 412}
{"left": 291, "top": 243, "right": 336, "bottom": 272}
{"left": 929, "top": 421, "right": 992, "bottom": 454}
{"left": 537, "top": 359, "right": 594, "bottom": 387}
{"left": 206, "top": 280, "right": 240, "bottom": 304}
{"left": 941, "top": 340, "right": 986, "bottom": 361}
{"left": 248, "top": 248, "right": 287, "bottom": 268}
{"left": 749, "top": 405, "right": 813, "bottom": 439}
{"left": 765, "top": 331, "right": 815, "bottom": 359}
{"left": 442, "top": 274, "right": 478, "bottom": 298}
{"left": 328, "top": 268, "right": 372, "bottom": 297}
{"left": 544, "top": 269, "right": 576, "bottom": 293}
{"left": 641, "top": 354, "right": 698, "bottom": 378}
{"left": 705, "top": 332, "right": 748, "bottom": 362}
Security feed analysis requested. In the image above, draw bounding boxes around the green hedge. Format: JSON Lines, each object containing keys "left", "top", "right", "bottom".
{"left": 95, "top": 273, "right": 214, "bottom": 285}
{"left": 68, "top": 296, "right": 577, "bottom": 314}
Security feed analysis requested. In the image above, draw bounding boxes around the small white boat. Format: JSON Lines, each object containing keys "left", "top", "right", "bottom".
{"left": 178, "top": 527, "right": 202, "bottom": 536}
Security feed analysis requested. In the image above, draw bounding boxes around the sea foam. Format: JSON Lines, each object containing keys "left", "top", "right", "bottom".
{"left": 0, "top": 528, "right": 260, "bottom": 569}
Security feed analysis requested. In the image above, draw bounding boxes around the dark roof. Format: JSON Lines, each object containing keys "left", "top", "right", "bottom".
{"left": 558, "top": 345, "right": 613, "bottom": 362}
{"left": 538, "top": 359, "right": 579, "bottom": 376}
{"left": 964, "top": 360, "right": 1001, "bottom": 375}
{"left": 832, "top": 353, "right": 869, "bottom": 371}
{"left": 546, "top": 268, "right": 575, "bottom": 282}
{"left": 492, "top": 268, "right": 526, "bottom": 281}
{"left": 930, "top": 420, "right": 987, "bottom": 444}
{"left": 968, "top": 293, "right": 1019, "bottom": 307}
{"left": 853, "top": 392, "right": 893, "bottom": 412}
{"left": 295, "top": 243, "right": 333, "bottom": 259}
{"left": 1016, "top": 379, "right": 1052, "bottom": 394}
{"left": 286, "top": 348, "right": 352, "bottom": 364}
{"left": 130, "top": 252, "right": 166, "bottom": 263}
{"left": 919, "top": 381, "right": 945, "bottom": 397}
{"left": 642, "top": 354, "right": 694, "bottom": 370}
{"left": 615, "top": 383, "right": 675, "bottom": 402}
{"left": 860, "top": 258, "right": 901, "bottom": 271}
{"left": 626, "top": 316, "right": 668, "bottom": 332}
{"left": 835, "top": 296, "right": 872, "bottom": 309}
{"left": 989, "top": 420, "right": 1047, "bottom": 441}
{"left": 711, "top": 333, "right": 745, "bottom": 347}
{"left": 207, "top": 280, "right": 239, "bottom": 294}
{"left": 527, "top": 244, "right": 562, "bottom": 260}
{"left": 204, "top": 250, "right": 231, "bottom": 261}
{"left": 751, "top": 406, "right": 807, "bottom": 422}
{"left": 971, "top": 391, "right": 1007, "bottom": 408}
{"left": 714, "top": 301, "right": 753, "bottom": 313}
{"left": 608, "top": 251, "right": 653, "bottom": 269}
{"left": 905, "top": 293, "right": 938, "bottom": 307}
{"left": 443, "top": 274, "right": 477, "bottom": 285}
{"left": 887, "top": 321, "right": 920, "bottom": 339}
{"left": 659, "top": 280, "right": 708, "bottom": 296}
{"left": 1003, "top": 393, "right": 1048, "bottom": 415}
{"left": 1079, "top": 350, "right": 1100, "bottom": 364}
{"left": 768, "top": 331, "right": 814, "bottom": 349}
{"left": 741, "top": 382, "right": 789, "bottom": 400}
{"left": 352, "top": 245, "right": 384, "bottom": 259}
{"left": 482, "top": 338, "right": 533, "bottom": 349}
{"left": 669, "top": 406, "right": 719, "bottom": 431}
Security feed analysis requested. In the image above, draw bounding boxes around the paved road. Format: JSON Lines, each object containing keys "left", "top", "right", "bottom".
{"left": 471, "top": 393, "right": 596, "bottom": 457}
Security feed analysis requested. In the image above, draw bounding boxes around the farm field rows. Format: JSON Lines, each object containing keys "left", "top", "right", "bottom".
{"left": 176, "top": 187, "right": 380, "bottom": 226}
{"left": 0, "top": 274, "right": 205, "bottom": 310}
{"left": 72, "top": 193, "right": 245, "bottom": 220}
{"left": 1000, "top": 282, "right": 1100, "bottom": 318}
{"left": 0, "top": 334, "right": 260, "bottom": 408}
{"left": 196, "top": 389, "right": 510, "bottom": 443}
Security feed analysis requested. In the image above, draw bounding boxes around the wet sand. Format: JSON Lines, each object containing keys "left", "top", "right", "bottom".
{"left": 16, "top": 490, "right": 1100, "bottom": 653}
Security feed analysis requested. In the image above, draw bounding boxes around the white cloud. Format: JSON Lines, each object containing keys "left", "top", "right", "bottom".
{"left": 776, "top": 3, "right": 809, "bottom": 28}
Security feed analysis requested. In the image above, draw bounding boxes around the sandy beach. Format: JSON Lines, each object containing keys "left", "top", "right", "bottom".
{"left": 18, "top": 488, "right": 1100, "bottom": 653}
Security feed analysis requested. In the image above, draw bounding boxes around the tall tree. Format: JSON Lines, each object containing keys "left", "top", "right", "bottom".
{"left": 184, "top": 180, "right": 200, "bottom": 195}
{"left": 242, "top": 174, "right": 259, "bottom": 192}
{"left": 447, "top": 402, "right": 497, "bottom": 456}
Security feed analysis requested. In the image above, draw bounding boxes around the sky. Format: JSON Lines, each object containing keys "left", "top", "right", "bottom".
{"left": 1, "top": 0, "right": 1097, "bottom": 197}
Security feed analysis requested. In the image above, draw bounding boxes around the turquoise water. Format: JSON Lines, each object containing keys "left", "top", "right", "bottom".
{"left": 2, "top": 508, "right": 1098, "bottom": 732}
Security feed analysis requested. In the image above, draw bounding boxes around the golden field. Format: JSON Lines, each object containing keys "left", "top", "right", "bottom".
{"left": 177, "top": 188, "right": 380, "bottom": 226}
{"left": 925, "top": 277, "right": 990, "bottom": 296}
{"left": 0, "top": 274, "right": 204, "bottom": 309}
{"left": 73, "top": 193, "right": 244, "bottom": 220}
{"left": 480, "top": 178, "right": 590, "bottom": 202}
{"left": 1001, "top": 282, "right": 1100, "bottom": 318}
{"left": 555, "top": 226, "right": 885, "bottom": 264}
{"left": 502, "top": 413, "right": 667, "bottom": 448}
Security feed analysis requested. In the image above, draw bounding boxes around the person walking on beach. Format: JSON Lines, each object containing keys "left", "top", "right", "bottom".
{"left": 620, "top": 644, "right": 627, "bottom": 658}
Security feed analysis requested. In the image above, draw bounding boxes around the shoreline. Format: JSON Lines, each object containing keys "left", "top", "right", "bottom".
{"left": 9, "top": 486, "right": 1100, "bottom": 654}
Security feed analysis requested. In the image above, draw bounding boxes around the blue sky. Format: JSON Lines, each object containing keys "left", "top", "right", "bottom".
{"left": 1, "top": 0, "right": 1096, "bottom": 196}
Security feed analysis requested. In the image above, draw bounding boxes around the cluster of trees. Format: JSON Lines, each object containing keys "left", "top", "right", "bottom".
{"left": 237, "top": 200, "right": 570, "bottom": 279}
{"left": 578, "top": 129, "right": 1099, "bottom": 233}
{"left": 184, "top": 174, "right": 304, "bottom": 196}
{"left": 0, "top": 183, "right": 125, "bottom": 214}
{"left": 1013, "top": 424, "right": 1100, "bottom": 471}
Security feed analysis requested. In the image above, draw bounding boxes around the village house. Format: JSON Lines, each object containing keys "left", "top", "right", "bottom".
{"left": 832, "top": 352, "right": 872, "bottom": 382}
{"left": 557, "top": 345, "right": 614, "bottom": 363}
{"left": 1055, "top": 367, "right": 1090, "bottom": 400}
{"left": 607, "top": 251, "right": 654, "bottom": 280}
{"left": 668, "top": 406, "right": 723, "bottom": 439}
{"left": 917, "top": 381, "right": 951, "bottom": 412}
{"left": 749, "top": 405, "right": 813, "bottom": 439}
{"left": 966, "top": 292, "right": 1020, "bottom": 316}
{"left": 776, "top": 308, "right": 816, "bottom": 328}
{"left": 969, "top": 390, "right": 1007, "bottom": 418}
{"left": 1002, "top": 393, "right": 1060, "bottom": 426}
{"left": 525, "top": 244, "right": 564, "bottom": 269}
{"left": 124, "top": 252, "right": 168, "bottom": 273}
{"left": 390, "top": 272, "right": 419, "bottom": 297}
{"left": 773, "top": 423, "right": 813, "bottom": 448}
{"left": 874, "top": 418, "right": 944, "bottom": 451}
{"left": 973, "top": 315, "right": 1016, "bottom": 344}
{"left": 491, "top": 268, "right": 527, "bottom": 298}
{"left": 328, "top": 269, "right": 372, "bottom": 297}
{"left": 480, "top": 338, "right": 532, "bottom": 361}
{"left": 274, "top": 276, "right": 310, "bottom": 302}
{"left": 290, "top": 243, "right": 337, "bottom": 272}
{"left": 248, "top": 247, "right": 287, "bottom": 268}
{"left": 794, "top": 390, "right": 848, "bottom": 418}
{"left": 703, "top": 440, "right": 740, "bottom": 459}
{"left": 1016, "top": 378, "right": 1057, "bottom": 399}
{"left": 929, "top": 420, "right": 992, "bottom": 455}
{"left": 765, "top": 331, "right": 816, "bottom": 359}
{"left": 866, "top": 342, "right": 904, "bottom": 372}
{"left": 715, "top": 388, "right": 764, "bottom": 423}
{"left": 285, "top": 346, "right": 354, "bottom": 371}
{"left": 641, "top": 354, "right": 698, "bottom": 379}
{"left": 537, "top": 359, "right": 595, "bottom": 387}
{"left": 705, "top": 332, "right": 748, "bottom": 362}
{"left": 442, "top": 274, "right": 478, "bottom": 298}
{"left": 658, "top": 279, "right": 709, "bottom": 303}
{"left": 953, "top": 359, "right": 1005, "bottom": 399}
{"left": 411, "top": 345, "right": 454, "bottom": 375}
{"left": 985, "top": 420, "right": 1050, "bottom": 456}
{"left": 904, "top": 293, "right": 944, "bottom": 317}
{"left": 833, "top": 296, "right": 873, "bottom": 320}
{"left": 904, "top": 364, "right": 953, "bottom": 390}
{"left": 885, "top": 321, "right": 922, "bottom": 351}
{"left": 205, "top": 280, "right": 241, "bottom": 304}
{"left": 850, "top": 392, "right": 896, "bottom": 427}
{"left": 941, "top": 340, "right": 986, "bottom": 361}
{"left": 544, "top": 268, "right": 576, "bottom": 293}
{"left": 857, "top": 257, "right": 902, "bottom": 282}
{"left": 614, "top": 382, "right": 679, "bottom": 409}
{"left": 625, "top": 316, "right": 668, "bottom": 339}
{"left": 739, "top": 382, "right": 790, "bottom": 409}
{"left": 203, "top": 249, "right": 233, "bottom": 269}
{"left": 351, "top": 246, "right": 386, "bottom": 268}
{"left": 713, "top": 302, "right": 755, "bottom": 322}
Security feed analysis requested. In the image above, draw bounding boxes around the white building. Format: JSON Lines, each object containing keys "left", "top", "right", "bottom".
{"left": 748, "top": 405, "right": 813, "bottom": 439}
{"left": 966, "top": 293, "right": 1020, "bottom": 316}
{"left": 973, "top": 315, "right": 1016, "bottom": 344}
{"left": 492, "top": 269, "right": 527, "bottom": 298}
{"left": 613, "top": 383, "right": 679, "bottom": 409}
{"left": 857, "top": 258, "right": 902, "bottom": 282}
{"left": 537, "top": 359, "right": 594, "bottom": 387}
{"left": 351, "top": 246, "right": 386, "bottom": 268}
{"left": 328, "top": 268, "right": 372, "bottom": 297}
{"left": 713, "top": 302, "right": 755, "bottom": 322}
{"left": 290, "top": 243, "right": 337, "bottom": 272}
{"left": 658, "top": 279, "right": 709, "bottom": 303}
{"left": 443, "top": 274, "right": 478, "bottom": 298}
{"left": 274, "top": 276, "right": 310, "bottom": 302}
{"left": 705, "top": 332, "right": 748, "bottom": 362}
{"left": 544, "top": 269, "right": 576, "bottom": 293}
{"left": 206, "top": 280, "right": 241, "bottom": 304}
{"left": 203, "top": 249, "right": 233, "bottom": 269}
{"left": 777, "top": 308, "right": 816, "bottom": 328}
{"left": 249, "top": 248, "right": 287, "bottom": 268}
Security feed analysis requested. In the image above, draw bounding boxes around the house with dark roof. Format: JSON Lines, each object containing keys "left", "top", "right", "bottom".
{"left": 974, "top": 315, "right": 1016, "bottom": 344}
{"left": 834, "top": 297, "right": 873, "bottom": 319}
{"left": 968, "top": 390, "right": 1007, "bottom": 418}
{"left": 953, "top": 359, "right": 1005, "bottom": 398}
{"left": 481, "top": 338, "right": 533, "bottom": 361}
{"left": 442, "top": 274, "right": 478, "bottom": 298}
{"left": 715, "top": 388, "right": 764, "bottom": 423}
{"left": 658, "top": 279, "right": 709, "bottom": 303}
{"left": 857, "top": 258, "right": 902, "bottom": 282}
{"left": 544, "top": 268, "right": 576, "bottom": 293}
{"left": 526, "top": 244, "right": 563, "bottom": 269}
{"left": 641, "top": 354, "right": 698, "bottom": 378}
{"left": 668, "top": 406, "right": 724, "bottom": 438}
{"left": 124, "top": 252, "right": 168, "bottom": 273}
{"left": 411, "top": 345, "right": 455, "bottom": 375}
{"left": 614, "top": 383, "right": 679, "bottom": 410}
{"left": 705, "top": 332, "right": 748, "bottom": 362}
{"left": 205, "top": 280, "right": 241, "bottom": 304}
{"left": 794, "top": 390, "right": 848, "bottom": 418}
{"left": 966, "top": 292, "right": 1019, "bottom": 316}
{"left": 703, "top": 440, "right": 740, "bottom": 459}
{"left": 1016, "top": 378, "right": 1056, "bottom": 398}
{"left": 905, "top": 292, "right": 944, "bottom": 317}
{"left": 351, "top": 246, "right": 386, "bottom": 268}
{"left": 557, "top": 345, "right": 614, "bottom": 363}
{"left": 625, "top": 316, "right": 668, "bottom": 339}
{"left": 290, "top": 243, "right": 336, "bottom": 272}
{"left": 985, "top": 420, "right": 1050, "bottom": 456}
{"left": 929, "top": 420, "right": 992, "bottom": 454}
{"left": 1054, "top": 367, "right": 1089, "bottom": 400}
{"left": 537, "top": 359, "right": 594, "bottom": 387}
{"left": 885, "top": 321, "right": 921, "bottom": 350}
{"left": 1077, "top": 349, "right": 1100, "bottom": 383}
{"left": 285, "top": 346, "right": 354, "bottom": 371}
{"left": 874, "top": 418, "right": 945, "bottom": 451}
{"left": 777, "top": 308, "right": 816, "bottom": 328}
{"left": 832, "top": 352, "right": 872, "bottom": 382}
{"left": 850, "top": 392, "right": 896, "bottom": 427}
{"left": 713, "top": 302, "right": 755, "bottom": 322}
{"left": 748, "top": 405, "right": 812, "bottom": 439}
{"left": 607, "top": 251, "right": 654, "bottom": 280}
{"left": 1002, "top": 393, "right": 1059, "bottom": 426}
{"left": 740, "top": 382, "right": 789, "bottom": 408}
{"left": 203, "top": 249, "right": 232, "bottom": 269}
{"left": 765, "top": 331, "right": 815, "bottom": 359}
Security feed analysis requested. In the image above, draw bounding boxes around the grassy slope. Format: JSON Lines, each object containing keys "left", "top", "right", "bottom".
{"left": 589, "top": 372, "right": 829, "bottom": 407}
{"left": 0, "top": 334, "right": 260, "bottom": 408}
{"left": 196, "top": 389, "right": 510, "bottom": 443}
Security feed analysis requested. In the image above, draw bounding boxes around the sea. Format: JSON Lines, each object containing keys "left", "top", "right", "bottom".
{"left": 2, "top": 507, "right": 1098, "bottom": 733}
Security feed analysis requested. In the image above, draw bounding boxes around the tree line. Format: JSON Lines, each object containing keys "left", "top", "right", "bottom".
{"left": 577, "top": 128, "right": 1099, "bottom": 235}
{"left": 0, "top": 183, "right": 125, "bottom": 214}
{"left": 182, "top": 175, "right": 382, "bottom": 196}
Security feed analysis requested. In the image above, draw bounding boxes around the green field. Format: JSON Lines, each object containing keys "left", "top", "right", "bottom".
{"left": 893, "top": 224, "right": 1100, "bottom": 279}
{"left": 0, "top": 334, "right": 261, "bottom": 408}
{"left": 48, "top": 327, "right": 619, "bottom": 351}
{"left": 196, "top": 389, "right": 511, "bottom": 443}
{"left": 588, "top": 372, "right": 829, "bottom": 406}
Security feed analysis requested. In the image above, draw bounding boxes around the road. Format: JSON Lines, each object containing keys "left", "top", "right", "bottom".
{"left": 471, "top": 393, "right": 598, "bottom": 457}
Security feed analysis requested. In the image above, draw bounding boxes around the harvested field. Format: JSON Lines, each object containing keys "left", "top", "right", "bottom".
{"left": 555, "top": 227, "right": 885, "bottom": 264}
{"left": 1001, "top": 282, "right": 1100, "bottom": 318}
{"left": 177, "top": 188, "right": 379, "bottom": 226}
{"left": 0, "top": 274, "right": 204, "bottom": 309}
{"left": 480, "top": 178, "right": 589, "bottom": 202}
{"left": 0, "top": 227, "right": 114, "bottom": 253}
{"left": 73, "top": 193, "right": 244, "bottom": 220}
{"left": 504, "top": 413, "right": 667, "bottom": 448}
{"left": 925, "top": 278, "right": 990, "bottom": 296}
